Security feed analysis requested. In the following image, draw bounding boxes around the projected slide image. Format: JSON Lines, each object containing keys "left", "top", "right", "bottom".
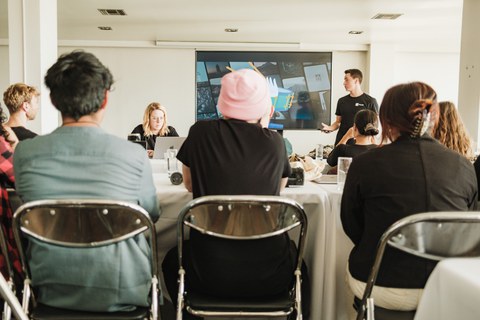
{"left": 196, "top": 62, "right": 209, "bottom": 84}
{"left": 230, "top": 62, "right": 253, "bottom": 71}
{"left": 197, "top": 87, "right": 216, "bottom": 114}
{"left": 209, "top": 78, "right": 222, "bottom": 99}
{"left": 304, "top": 64, "right": 330, "bottom": 91}
{"left": 205, "top": 62, "right": 230, "bottom": 79}
{"left": 255, "top": 62, "right": 279, "bottom": 76}
{"left": 279, "top": 62, "right": 303, "bottom": 78}
{"left": 282, "top": 77, "right": 307, "bottom": 103}
{"left": 196, "top": 51, "right": 333, "bottom": 130}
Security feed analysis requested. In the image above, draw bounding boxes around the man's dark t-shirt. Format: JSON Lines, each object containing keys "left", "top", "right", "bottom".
{"left": 11, "top": 126, "right": 37, "bottom": 141}
{"left": 334, "top": 93, "right": 378, "bottom": 145}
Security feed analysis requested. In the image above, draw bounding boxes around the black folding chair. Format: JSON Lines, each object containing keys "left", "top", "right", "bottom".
{"left": 356, "top": 211, "right": 480, "bottom": 320}
{"left": 12, "top": 199, "right": 161, "bottom": 320}
{"left": 176, "top": 195, "right": 308, "bottom": 319}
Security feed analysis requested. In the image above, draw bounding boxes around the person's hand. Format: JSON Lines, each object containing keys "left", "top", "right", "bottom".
{"left": 321, "top": 123, "right": 334, "bottom": 133}
{"left": 147, "top": 149, "right": 154, "bottom": 158}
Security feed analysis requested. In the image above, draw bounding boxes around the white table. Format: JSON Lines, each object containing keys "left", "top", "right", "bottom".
{"left": 152, "top": 163, "right": 352, "bottom": 320}
{"left": 414, "top": 258, "right": 480, "bottom": 320}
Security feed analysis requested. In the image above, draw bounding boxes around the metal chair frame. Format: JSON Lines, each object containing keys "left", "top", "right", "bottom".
{"left": 0, "top": 222, "right": 17, "bottom": 320}
{"left": 356, "top": 211, "right": 480, "bottom": 320}
{"left": 175, "top": 195, "right": 308, "bottom": 320}
{"left": 12, "top": 199, "right": 160, "bottom": 320}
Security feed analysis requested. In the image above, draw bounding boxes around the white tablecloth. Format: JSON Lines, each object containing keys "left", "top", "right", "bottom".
{"left": 153, "top": 163, "right": 352, "bottom": 320}
{"left": 414, "top": 258, "right": 480, "bottom": 320}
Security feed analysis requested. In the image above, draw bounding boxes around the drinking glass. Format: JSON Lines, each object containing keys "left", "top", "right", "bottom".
{"left": 337, "top": 157, "right": 352, "bottom": 190}
{"left": 165, "top": 148, "right": 179, "bottom": 175}
{"left": 315, "top": 144, "right": 324, "bottom": 161}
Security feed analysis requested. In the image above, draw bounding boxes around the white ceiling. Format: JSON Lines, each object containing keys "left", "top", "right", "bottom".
{"left": 0, "top": 0, "right": 464, "bottom": 51}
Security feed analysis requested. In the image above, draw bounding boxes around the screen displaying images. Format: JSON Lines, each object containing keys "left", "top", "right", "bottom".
{"left": 196, "top": 51, "right": 332, "bottom": 130}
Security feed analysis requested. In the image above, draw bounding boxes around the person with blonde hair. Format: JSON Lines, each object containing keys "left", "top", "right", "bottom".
{"left": 3, "top": 83, "right": 40, "bottom": 140}
{"left": 432, "top": 101, "right": 473, "bottom": 159}
{"left": 131, "top": 102, "right": 178, "bottom": 157}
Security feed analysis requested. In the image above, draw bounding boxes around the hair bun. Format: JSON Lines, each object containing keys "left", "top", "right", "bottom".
{"left": 363, "top": 123, "right": 379, "bottom": 136}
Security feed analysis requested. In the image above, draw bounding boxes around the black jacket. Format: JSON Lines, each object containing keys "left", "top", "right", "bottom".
{"left": 341, "top": 134, "right": 477, "bottom": 288}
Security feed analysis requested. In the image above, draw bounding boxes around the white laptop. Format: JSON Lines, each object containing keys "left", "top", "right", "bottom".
{"left": 152, "top": 137, "right": 186, "bottom": 159}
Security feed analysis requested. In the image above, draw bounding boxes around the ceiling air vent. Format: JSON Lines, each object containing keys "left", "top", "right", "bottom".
{"left": 98, "top": 9, "right": 127, "bottom": 16}
{"left": 371, "top": 13, "right": 403, "bottom": 20}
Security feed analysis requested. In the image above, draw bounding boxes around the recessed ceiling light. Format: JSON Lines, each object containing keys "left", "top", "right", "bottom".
{"left": 225, "top": 28, "right": 239, "bottom": 33}
{"left": 98, "top": 26, "right": 112, "bottom": 31}
{"left": 348, "top": 31, "right": 363, "bottom": 35}
{"left": 371, "top": 13, "right": 403, "bottom": 20}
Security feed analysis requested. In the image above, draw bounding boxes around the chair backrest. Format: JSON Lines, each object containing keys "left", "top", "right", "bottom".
{"left": 386, "top": 212, "right": 480, "bottom": 260}
{"left": 356, "top": 211, "right": 480, "bottom": 320}
{"left": 12, "top": 199, "right": 158, "bottom": 275}
{"left": 177, "top": 195, "right": 308, "bottom": 269}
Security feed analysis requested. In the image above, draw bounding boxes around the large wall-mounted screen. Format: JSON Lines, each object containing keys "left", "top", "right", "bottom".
{"left": 196, "top": 51, "right": 332, "bottom": 130}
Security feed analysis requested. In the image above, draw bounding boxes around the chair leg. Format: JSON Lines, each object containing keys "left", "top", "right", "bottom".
{"left": 294, "top": 269, "right": 302, "bottom": 320}
{"left": 0, "top": 276, "right": 27, "bottom": 320}
{"left": 366, "top": 298, "right": 375, "bottom": 320}
{"left": 176, "top": 268, "right": 186, "bottom": 320}
{"left": 151, "top": 275, "right": 159, "bottom": 320}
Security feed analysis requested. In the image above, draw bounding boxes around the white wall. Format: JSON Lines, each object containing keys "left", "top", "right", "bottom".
{"left": 59, "top": 46, "right": 196, "bottom": 140}
{"left": 394, "top": 51, "right": 460, "bottom": 104}
{"left": 0, "top": 46, "right": 9, "bottom": 108}
{"left": 1, "top": 44, "right": 461, "bottom": 156}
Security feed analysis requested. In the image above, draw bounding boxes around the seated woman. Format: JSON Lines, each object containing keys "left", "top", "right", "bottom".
{"left": 341, "top": 82, "right": 477, "bottom": 315}
{"left": 327, "top": 108, "right": 378, "bottom": 167}
{"left": 131, "top": 102, "right": 178, "bottom": 157}
{"left": 432, "top": 101, "right": 473, "bottom": 159}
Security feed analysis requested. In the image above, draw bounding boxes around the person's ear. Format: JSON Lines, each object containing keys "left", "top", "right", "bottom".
{"left": 100, "top": 91, "right": 109, "bottom": 109}
{"left": 21, "top": 101, "right": 29, "bottom": 112}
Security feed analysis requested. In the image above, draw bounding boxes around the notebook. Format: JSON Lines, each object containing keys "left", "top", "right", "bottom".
{"left": 312, "top": 174, "right": 337, "bottom": 184}
{"left": 152, "top": 137, "right": 186, "bottom": 159}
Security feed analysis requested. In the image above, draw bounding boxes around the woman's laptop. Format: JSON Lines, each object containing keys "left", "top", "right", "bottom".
{"left": 152, "top": 137, "right": 186, "bottom": 159}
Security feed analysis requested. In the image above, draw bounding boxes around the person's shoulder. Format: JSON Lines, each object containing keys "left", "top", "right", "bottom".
{"left": 338, "top": 95, "right": 351, "bottom": 103}
{"left": 361, "top": 93, "right": 378, "bottom": 102}
{"left": 131, "top": 124, "right": 144, "bottom": 133}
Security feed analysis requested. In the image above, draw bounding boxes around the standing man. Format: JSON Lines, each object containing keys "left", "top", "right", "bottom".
{"left": 14, "top": 50, "right": 160, "bottom": 312}
{"left": 321, "top": 69, "right": 379, "bottom": 145}
{"left": 3, "top": 83, "right": 40, "bottom": 140}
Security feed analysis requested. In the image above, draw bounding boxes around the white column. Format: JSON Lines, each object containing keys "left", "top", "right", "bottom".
{"left": 458, "top": 0, "right": 480, "bottom": 151}
{"left": 7, "top": 0, "right": 59, "bottom": 134}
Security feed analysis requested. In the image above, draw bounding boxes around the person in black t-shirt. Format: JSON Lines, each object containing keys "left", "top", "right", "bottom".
{"left": 3, "top": 83, "right": 39, "bottom": 140}
{"left": 131, "top": 102, "right": 178, "bottom": 157}
{"left": 321, "top": 69, "right": 378, "bottom": 145}
{"left": 162, "top": 69, "right": 310, "bottom": 319}
{"left": 327, "top": 109, "right": 378, "bottom": 168}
